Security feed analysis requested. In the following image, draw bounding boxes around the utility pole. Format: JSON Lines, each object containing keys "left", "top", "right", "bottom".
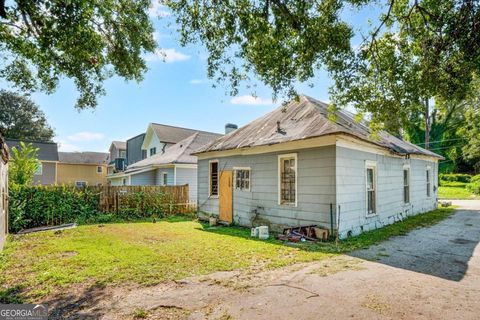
{"left": 424, "top": 98, "right": 430, "bottom": 150}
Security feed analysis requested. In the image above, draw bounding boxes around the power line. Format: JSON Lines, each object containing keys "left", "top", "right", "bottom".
{"left": 414, "top": 137, "right": 467, "bottom": 146}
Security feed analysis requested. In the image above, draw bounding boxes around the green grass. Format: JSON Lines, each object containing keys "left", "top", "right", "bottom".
{"left": 0, "top": 207, "right": 454, "bottom": 302}
{"left": 438, "top": 186, "right": 480, "bottom": 199}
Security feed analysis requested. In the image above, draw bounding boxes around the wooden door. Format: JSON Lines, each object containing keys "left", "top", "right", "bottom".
{"left": 219, "top": 170, "right": 233, "bottom": 222}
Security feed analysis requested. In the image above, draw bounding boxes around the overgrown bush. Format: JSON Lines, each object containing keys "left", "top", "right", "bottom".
{"left": 466, "top": 175, "right": 480, "bottom": 195}
{"left": 439, "top": 173, "right": 472, "bottom": 183}
{"left": 8, "top": 185, "right": 193, "bottom": 232}
{"left": 8, "top": 185, "right": 100, "bottom": 232}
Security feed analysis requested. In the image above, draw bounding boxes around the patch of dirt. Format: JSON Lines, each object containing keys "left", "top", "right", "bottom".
{"left": 309, "top": 256, "right": 365, "bottom": 277}
{"left": 361, "top": 294, "right": 392, "bottom": 316}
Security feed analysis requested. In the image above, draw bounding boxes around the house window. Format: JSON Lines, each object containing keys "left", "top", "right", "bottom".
{"left": 209, "top": 161, "right": 219, "bottom": 196}
{"left": 162, "top": 172, "right": 168, "bottom": 186}
{"left": 119, "top": 150, "right": 126, "bottom": 158}
{"left": 122, "top": 178, "right": 127, "bottom": 186}
{"left": 366, "top": 162, "right": 377, "bottom": 215}
{"left": 141, "top": 149, "right": 147, "bottom": 159}
{"left": 35, "top": 163, "right": 43, "bottom": 175}
{"left": 234, "top": 168, "right": 251, "bottom": 191}
{"left": 278, "top": 154, "right": 297, "bottom": 205}
{"left": 150, "top": 147, "right": 157, "bottom": 156}
{"left": 75, "top": 181, "right": 87, "bottom": 188}
{"left": 403, "top": 167, "right": 410, "bottom": 204}
{"left": 97, "top": 166, "right": 103, "bottom": 173}
{"left": 426, "top": 167, "right": 431, "bottom": 197}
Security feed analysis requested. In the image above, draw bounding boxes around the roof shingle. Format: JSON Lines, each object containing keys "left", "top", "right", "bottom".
{"left": 59, "top": 152, "right": 109, "bottom": 165}
{"left": 195, "top": 95, "right": 443, "bottom": 159}
{"left": 6, "top": 139, "right": 59, "bottom": 161}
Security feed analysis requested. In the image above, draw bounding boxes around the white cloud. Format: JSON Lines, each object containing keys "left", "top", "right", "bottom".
{"left": 67, "top": 131, "right": 105, "bottom": 142}
{"left": 190, "top": 79, "right": 204, "bottom": 84}
{"left": 57, "top": 140, "right": 80, "bottom": 152}
{"left": 145, "top": 48, "right": 191, "bottom": 63}
{"left": 230, "top": 95, "right": 273, "bottom": 106}
{"left": 149, "top": 1, "right": 171, "bottom": 17}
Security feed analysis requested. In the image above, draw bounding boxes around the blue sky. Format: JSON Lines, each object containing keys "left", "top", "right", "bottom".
{"left": 8, "top": 2, "right": 380, "bottom": 153}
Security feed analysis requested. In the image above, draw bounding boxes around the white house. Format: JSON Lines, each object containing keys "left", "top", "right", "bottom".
{"left": 108, "top": 123, "right": 222, "bottom": 202}
{"left": 193, "top": 95, "right": 443, "bottom": 238}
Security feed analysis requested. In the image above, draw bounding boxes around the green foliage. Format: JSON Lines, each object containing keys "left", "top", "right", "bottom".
{"left": 8, "top": 185, "right": 100, "bottom": 232}
{"left": 466, "top": 175, "right": 480, "bottom": 195}
{"left": 439, "top": 173, "right": 472, "bottom": 183}
{"left": 0, "top": 0, "right": 156, "bottom": 109}
{"left": 0, "top": 91, "right": 55, "bottom": 140}
{"left": 8, "top": 142, "right": 40, "bottom": 187}
{"left": 8, "top": 186, "right": 193, "bottom": 232}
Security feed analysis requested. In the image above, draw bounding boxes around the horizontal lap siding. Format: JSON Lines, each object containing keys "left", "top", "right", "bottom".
{"left": 155, "top": 168, "right": 174, "bottom": 186}
{"left": 198, "top": 146, "right": 336, "bottom": 231}
{"left": 336, "top": 146, "right": 438, "bottom": 238}
{"left": 130, "top": 170, "right": 156, "bottom": 185}
{"left": 175, "top": 167, "right": 197, "bottom": 202}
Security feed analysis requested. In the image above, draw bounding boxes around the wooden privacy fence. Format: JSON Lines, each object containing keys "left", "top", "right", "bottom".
{"left": 94, "top": 185, "right": 195, "bottom": 214}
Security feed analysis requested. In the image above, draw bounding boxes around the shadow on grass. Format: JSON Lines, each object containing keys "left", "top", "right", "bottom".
{"left": 45, "top": 284, "right": 108, "bottom": 320}
{"left": 197, "top": 207, "right": 457, "bottom": 255}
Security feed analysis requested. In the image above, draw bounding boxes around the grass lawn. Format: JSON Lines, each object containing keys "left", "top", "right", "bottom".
{"left": 0, "top": 207, "right": 454, "bottom": 302}
{"left": 438, "top": 185, "right": 480, "bottom": 200}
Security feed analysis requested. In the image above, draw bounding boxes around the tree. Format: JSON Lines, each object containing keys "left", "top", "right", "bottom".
{"left": 0, "top": 0, "right": 156, "bottom": 109}
{"left": 166, "top": 1, "right": 480, "bottom": 128}
{"left": 9, "top": 142, "right": 40, "bottom": 187}
{"left": 0, "top": 90, "right": 55, "bottom": 141}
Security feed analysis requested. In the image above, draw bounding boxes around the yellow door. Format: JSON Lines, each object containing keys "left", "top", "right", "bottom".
{"left": 219, "top": 170, "right": 233, "bottom": 222}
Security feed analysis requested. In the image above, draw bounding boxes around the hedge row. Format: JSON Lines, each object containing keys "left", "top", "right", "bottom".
{"left": 439, "top": 173, "right": 472, "bottom": 183}
{"left": 8, "top": 185, "right": 193, "bottom": 233}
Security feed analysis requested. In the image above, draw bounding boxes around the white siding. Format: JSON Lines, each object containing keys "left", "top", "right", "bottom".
{"left": 155, "top": 168, "right": 174, "bottom": 185}
{"left": 175, "top": 167, "right": 197, "bottom": 202}
{"left": 130, "top": 170, "right": 156, "bottom": 185}
{"left": 335, "top": 146, "right": 438, "bottom": 238}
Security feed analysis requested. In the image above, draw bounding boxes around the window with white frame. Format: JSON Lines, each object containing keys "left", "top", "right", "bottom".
{"left": 75, "top": 181, "right": 87, "bottom": 188}
{"left": 426, "top": 167, "right": 431, "bottom": 197}
{"left": 403, "top": 166, "right": 410, "bottom": 204}
{"left": 35, "top": 163, "right": 43, "bottom": 175}
{"left": 279, "top": 154, "right": 297, "bottom": 205}
{"left": 119, "top": 150, "right": 126, "bottom": 158}
{"left": 97, "top": 166, "right": 103, "bottom": 173}
{"left": 209, "top": 161, "right": 219, "bottom": 196}
{"left": 150, "top": 147, "right": 156, "bottom": 156}
{"left": 162, "top": 172, "right": 168, "bottom": 186}
{"left": 234, "top": 168, "right": 250, "bottom": 191}
{"left": 366, "top": 162, "right": 377, "bottom": 215}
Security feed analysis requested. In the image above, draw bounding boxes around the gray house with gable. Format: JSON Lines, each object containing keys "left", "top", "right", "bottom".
{"left": 194, "top": 95, "right": 443, "bottom": 238}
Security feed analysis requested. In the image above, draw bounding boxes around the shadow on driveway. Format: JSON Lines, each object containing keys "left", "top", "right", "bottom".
{"left": 350, "top": 206, "right": 480, "bottom": 281}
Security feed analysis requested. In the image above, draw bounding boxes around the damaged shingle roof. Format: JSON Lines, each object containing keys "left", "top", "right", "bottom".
{"left": 126, "top": 132, "right": 222, "bottom": 171}
{"left": 59, "top": 152, "right": 109, "bottom": 165}
{"left": 195, "top": 95, "right": 443, "bottom": 159}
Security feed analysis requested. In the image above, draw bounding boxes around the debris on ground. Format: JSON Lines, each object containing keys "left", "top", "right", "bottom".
{"left": 276, "top": 225, "right": 330, "bottom": 242}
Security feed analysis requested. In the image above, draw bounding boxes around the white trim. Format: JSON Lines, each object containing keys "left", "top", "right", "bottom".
{"left": 173, "top": 166, "right": 177, "bottom": 185}
{"left": 403, "top": 164, "right": 411, "bottom": 205}
{"left": 96, "top": 166, "right": 103, "bottom": 174}
{"left": 35, "top": 162, "right": 43, "bottom": 175}
{"left": 233, "top": 167, "right": 251, "bottom": 192}
{"left": 278, "top": 153, "right": 298, "bottom": 207}
{"left": 161, "top": 171, "right": 168, "bottom": 186}
{"left": 75, "top": 181, "right": 87, "bottom": 187}
{"left": 196, "top": 133, "right": 441, "bottom": 162}
{"left": 365, "top": 161, "right": 377, "bottom": 217}
{"left": 426, "top": 165, "right": 432, "bottom": 198}
{"left": 208, "top": 159, "right": 219, "bottom": 198}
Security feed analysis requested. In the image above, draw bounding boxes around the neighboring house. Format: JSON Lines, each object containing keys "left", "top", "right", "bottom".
{"left": 111, "top": 132, "right": 222, "bottom": 201}
{"left": 6, "top": 139, "right": 59, "bottom": 185}
{"left": 0, "top": 135, "right": 9, "bottom": 250}
{"left": 107, "top": 141, "right": 127, "bottom": 175}
{"left": 194, "top": 95, "right": 443, "bottom": 238}
{"left": 141, "top": 123, "right": 216, "bottom": 158}
{"left": 126, "top": 133, "right": 146, "bottom": 166}
{"left": 57, "top": 152, "right": 109, "bottom": 187}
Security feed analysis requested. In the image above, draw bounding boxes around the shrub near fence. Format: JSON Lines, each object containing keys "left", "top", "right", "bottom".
{"left": 8, "top": 184, "right": 193, "bottom": 233}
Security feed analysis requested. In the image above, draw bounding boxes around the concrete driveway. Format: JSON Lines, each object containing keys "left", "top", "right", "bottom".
{"left": 88, "top": 201, "right": 480, "bottom": 319}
